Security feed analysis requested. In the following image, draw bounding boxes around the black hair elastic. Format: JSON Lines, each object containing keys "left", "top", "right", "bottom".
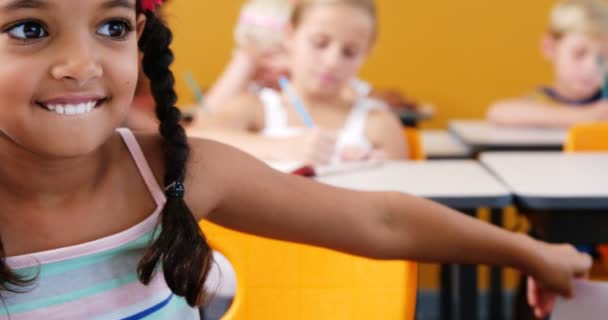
{"left": 165, "top": 181, "right": 185, "bottom": 198}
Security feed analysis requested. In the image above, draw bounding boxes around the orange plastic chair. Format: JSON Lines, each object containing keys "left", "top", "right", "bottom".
{"left": 201, "top": 221, "right": 417, "bottom": 320}
{"left": 403, "top": 127, "right": 426, "bottom": 160}
{"left": 564, "top": 122, "right": 608, "bottom": 152}
{"left": 564, "top": 122, "right": 608, "bottom": 267}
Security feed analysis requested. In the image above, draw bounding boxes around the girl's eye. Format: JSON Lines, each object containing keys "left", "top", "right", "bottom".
{"left": 312, "top": 38, "right": 328, "bottom": 49}
{"left": 343, "top": 47, "right": 358, "bottom": 59}
{"left": 7, "top": 21, "right": 48, "bottom": 40}
{"left": 97, "top": 20, "right": 132, "bottom": 38}
{"left": 575, "top": 51, "right": 585, "bottom": 59}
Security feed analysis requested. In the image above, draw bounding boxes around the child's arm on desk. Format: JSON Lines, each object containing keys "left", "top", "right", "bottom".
{"left": 189, "top": 93, "right": 276, "bottom": 157}
{"left": 182, "top": 138, "right": 590, "bottom": 314}
{"left": 203, "top": 50, "right": 257, "bottom": 112}
{"left": 487, "top": 98, "right": 608, "bottom": 128}
{"left": 188, "top": 94, "right": 336, "bottom": 164}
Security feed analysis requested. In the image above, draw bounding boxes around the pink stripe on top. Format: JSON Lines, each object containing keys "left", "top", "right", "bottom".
{"left": 116, "top": 128, "right": 166, "bottom": 207}
{"left": 6, "top": 129, "right": 166, "bottom": 269}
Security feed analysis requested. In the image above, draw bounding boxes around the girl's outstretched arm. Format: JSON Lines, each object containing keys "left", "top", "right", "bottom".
{"left": 183, "top": 137, "right": 590, "bottom": 307}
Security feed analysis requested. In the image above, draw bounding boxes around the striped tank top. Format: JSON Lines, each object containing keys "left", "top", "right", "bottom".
{"left": 1, "top": 128, "right": 200, "bottom": 320}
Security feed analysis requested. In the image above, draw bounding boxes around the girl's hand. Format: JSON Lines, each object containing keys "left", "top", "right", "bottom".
{"left": 527, "top": 243, "right": 592, "bottom": 318}
{"left": 278, "top": 129, "right": 337, "bottom": 165}
{"left": 236, "top": 35, "right": 289, "bottom": 88}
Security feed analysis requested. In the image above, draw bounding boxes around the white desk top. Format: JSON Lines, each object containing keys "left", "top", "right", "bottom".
{"left": 480, "top": 152, "right": 608, "bottom": 209}
{"left": 422, "top": 129, "right": 472, "bottom": 159}
{"left": 316, "top": 160, "right": 511, "bottom": 209}
{"left": 449, "top": 120, "right": 567, "bottom": 151}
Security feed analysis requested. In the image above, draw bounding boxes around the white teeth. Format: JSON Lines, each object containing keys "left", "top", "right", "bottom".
{"left": 87, "top": 101, "right": 95, "bottom": 111}
{"left": 44, "top": 100, "right": 98, "bottom": 116}
{"left": 65, "top": 105, "right": 76, "bottom": 115}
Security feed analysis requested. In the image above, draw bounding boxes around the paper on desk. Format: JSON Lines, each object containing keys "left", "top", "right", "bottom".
{"left": 315, "top": 159, "right": 383, "bottom": 177}
{"left": 266, "top": 161, "right": 306, "bottom": 173}
{"left": 552, "top": 280, "right": 608, "bottom": 320}
{"left": 266, "top": 159, "right": 383, "bottom": 177}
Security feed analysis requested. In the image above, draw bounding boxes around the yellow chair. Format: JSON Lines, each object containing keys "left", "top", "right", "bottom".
{"left": 201, "top": 221, "right": 418, "bottom": 320}
{"left": 564, "top": 122, "right": 608, "bottom": 152}
{"left": 403, "top": 127, "right": 426, "bottom": 161}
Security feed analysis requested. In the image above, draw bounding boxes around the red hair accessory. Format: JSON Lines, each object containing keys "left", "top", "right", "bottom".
{"left": 141, "top": 0, "right": 163, "bottom": 12}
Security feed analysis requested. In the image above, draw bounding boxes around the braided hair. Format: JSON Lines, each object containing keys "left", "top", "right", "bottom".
{"left": 136, "top": 4, "right": 213, "bottom": 307}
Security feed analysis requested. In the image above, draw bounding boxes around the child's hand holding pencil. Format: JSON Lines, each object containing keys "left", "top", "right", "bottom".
{"left": 273, "top": 129, "right": 337, "bottom": 165}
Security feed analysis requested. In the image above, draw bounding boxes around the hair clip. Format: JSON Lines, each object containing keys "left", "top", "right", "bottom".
{"left": 141, "top": 0, "right": 163, "bottom": 12}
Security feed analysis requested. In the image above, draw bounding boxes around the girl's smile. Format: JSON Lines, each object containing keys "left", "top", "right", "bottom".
{"left": 36, "top": 95, "right": 108, "bottom": 116}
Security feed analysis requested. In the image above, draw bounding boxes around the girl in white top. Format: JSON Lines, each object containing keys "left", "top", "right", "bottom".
{"left": 192, "top": 0, "right": 407, "bottom": 164}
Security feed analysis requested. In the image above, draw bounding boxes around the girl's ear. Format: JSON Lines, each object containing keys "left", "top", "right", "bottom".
{"left": 136, "top": 13, "right": 147, "bottom": 41}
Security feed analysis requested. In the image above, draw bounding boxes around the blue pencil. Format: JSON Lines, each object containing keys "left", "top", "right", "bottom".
{"left": 278, "top": 76, "right": 315, "bottom": 128}
{"left": 184, "top": 71, "right": 205, "bottom": 105}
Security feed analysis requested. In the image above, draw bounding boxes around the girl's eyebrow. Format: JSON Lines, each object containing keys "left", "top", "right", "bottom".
{"left": 2, "top": 0, "right": 50, "bottom": 11}
{"left": 1, "top": 0, "right": 135, "bottom": 12}
{"left": 101, "top": 0, "right": 135, "bottom": 11}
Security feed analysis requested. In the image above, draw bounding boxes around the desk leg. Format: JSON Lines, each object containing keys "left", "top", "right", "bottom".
{"left": 440, "top": 264, "right": 453, "bottom": 320}
{"left": 459, "top": 209, "right": 479, "bottom": 320}
{"left": 490, "top": 209, "right": 504, "bottom": 320}
{"left": 459, "top": 264, "right": 478, "bottom": 320}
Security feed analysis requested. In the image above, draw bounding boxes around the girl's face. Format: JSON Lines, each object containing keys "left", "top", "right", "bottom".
{"left": 286, "top": 3, "right": 374, "bottom": 98}
{"left": 0, "top": 0, "right": 144, "bottom": 158}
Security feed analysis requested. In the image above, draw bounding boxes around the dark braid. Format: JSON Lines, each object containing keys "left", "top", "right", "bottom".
{"left": 137, "top": 11, "right": 213, "bottom": 306}
{"left": 0, "top": 240, "right": 34, "bottom": 298}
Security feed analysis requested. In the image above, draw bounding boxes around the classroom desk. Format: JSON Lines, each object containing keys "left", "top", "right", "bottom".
{"left": 480, "top": 152, "right": 608, "bottom": 244}
{"left": 316, "top": 160, "right": 512, "bottom": 320}
{"left": 448, "top": 120, "right": 567, "bottom": 153}
{"left": 422, "top": 129, "right": 473, "bottom": 159}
